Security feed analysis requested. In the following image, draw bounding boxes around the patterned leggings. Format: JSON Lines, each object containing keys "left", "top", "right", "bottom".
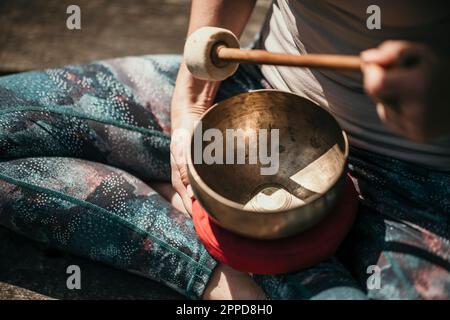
{"left": 0, "top": 55, "right": 448, "bottom": 299}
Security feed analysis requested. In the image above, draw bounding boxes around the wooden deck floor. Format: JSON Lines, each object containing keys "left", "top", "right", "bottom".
{"left": 0, "top": 0, "right": 270, "bottom": 73}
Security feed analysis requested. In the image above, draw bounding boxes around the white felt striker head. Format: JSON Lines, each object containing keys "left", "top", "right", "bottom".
{"left": 184, "top": 27, "right": 240, "bottom": 81}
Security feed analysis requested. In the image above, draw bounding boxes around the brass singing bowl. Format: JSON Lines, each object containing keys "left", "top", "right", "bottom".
{"left": 187, "top": 90, "right": 349, "bottom": 239}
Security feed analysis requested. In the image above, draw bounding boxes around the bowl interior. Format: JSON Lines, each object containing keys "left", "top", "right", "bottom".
{"left": 191, "top": 91, "right": 347, "bottom": 212}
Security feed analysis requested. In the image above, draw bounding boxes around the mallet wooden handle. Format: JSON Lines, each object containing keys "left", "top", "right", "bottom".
{"left": 215, "top": 45, "right": 362, "bottom": 71}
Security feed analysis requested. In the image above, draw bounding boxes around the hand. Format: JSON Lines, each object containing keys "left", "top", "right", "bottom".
{"left": 170, "top": 63, "right": 219, "bottom": 214}
{"left": 361, "top": 41, "right": 450, "bottom": 142}
{"left": 170, "top": 106, "right": 203, "bottom": 215}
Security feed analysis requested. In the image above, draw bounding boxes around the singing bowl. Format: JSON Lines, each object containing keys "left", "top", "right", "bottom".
{"left": 187, "top": 90, "right": 349, "bottom": 239}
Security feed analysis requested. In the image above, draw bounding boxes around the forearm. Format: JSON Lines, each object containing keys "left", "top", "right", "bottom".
{"left": 187, "top": 0, "right": 256, "bottom": 36}
{"left": 171, "top": 0, "right": 256, "bottom": 129}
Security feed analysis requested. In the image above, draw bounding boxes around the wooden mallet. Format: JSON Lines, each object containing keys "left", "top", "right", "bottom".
{"left": 184, "top": 27, "right": 361, "bottom": 81}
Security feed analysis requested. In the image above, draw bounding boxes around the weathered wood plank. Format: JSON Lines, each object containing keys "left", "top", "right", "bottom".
{"left": 0, "top": 0, "right": 270, "bottom": 73}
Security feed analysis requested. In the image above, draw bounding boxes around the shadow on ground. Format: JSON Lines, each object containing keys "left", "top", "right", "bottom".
{"left": 0, "top": 226, "right": 182, "bottom": 299}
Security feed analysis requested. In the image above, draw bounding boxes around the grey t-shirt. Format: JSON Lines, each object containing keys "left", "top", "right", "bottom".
{"left": 258, "top": 0, "right": 450, "bottom": 170}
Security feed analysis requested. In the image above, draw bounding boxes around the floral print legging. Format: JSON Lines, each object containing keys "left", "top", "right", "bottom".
{"left": 0, "top": 55, "right": 449, "bottom": 299}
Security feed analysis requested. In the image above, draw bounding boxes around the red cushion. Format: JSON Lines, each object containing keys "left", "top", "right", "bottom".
{"left": 192, "top": 175, "right": 359, "bottom": 274}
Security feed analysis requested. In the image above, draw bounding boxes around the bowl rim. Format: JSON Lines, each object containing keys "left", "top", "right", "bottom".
{"left": 186, "top": 89, "right": 349, "bottom": 214}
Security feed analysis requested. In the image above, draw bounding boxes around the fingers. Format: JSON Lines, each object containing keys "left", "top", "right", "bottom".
{"left": 360, "top": 40, "right": 439, "bottom": 143}
{"left": 363, "top": 63, "right": 415, "bottom": 99}
{"left": 170, "top": 116, "right": 199, "bottom": 215}
{"left": 375, "top": 102, "right": 427, "bottom": 143}
{"left": 171, "top": 167, "right": 193, "bottom": 215}
{"left": 363, "top": 62, "right": 425, "bottom": 138}
{"left": 361, "top": 41, "right": 426, "bottom": 67}
{"left": 186, "top": 184, "right": 194, "bottom": 199}
{"left": 176, "top": 161, "right": 194, "bottom": 213}
{"left": 150, "top": 182, "right": 189, "bottom": 216}
{"left": 361, "top": 41, "right": 429, "bottom": 107}
{"left": 363, "top": 62, "right": 388, "bottom": 97}
{"left": 171, "top": 153, "right": 193, "bottom": 215}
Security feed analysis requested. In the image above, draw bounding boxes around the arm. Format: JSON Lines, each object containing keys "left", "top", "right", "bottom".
{"left": 171, "top": 0, "right": 256, "bottom": 214}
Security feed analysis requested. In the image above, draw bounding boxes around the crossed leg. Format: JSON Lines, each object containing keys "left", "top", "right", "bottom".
{"left": 0, "top": 54, "right": 269, "bottom": 299}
